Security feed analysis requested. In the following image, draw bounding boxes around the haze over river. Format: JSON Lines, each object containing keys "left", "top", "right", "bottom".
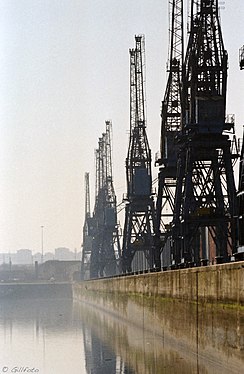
{"left": 0, "top": 297, "right": 242, "bottom": 374}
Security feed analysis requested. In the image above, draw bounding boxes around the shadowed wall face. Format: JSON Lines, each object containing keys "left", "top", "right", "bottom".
{"left": 73, "top": 262, "right": 244, "bottom": 371}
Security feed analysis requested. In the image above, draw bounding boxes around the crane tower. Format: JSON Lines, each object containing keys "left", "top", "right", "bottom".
{"left": 155, "top": 0, "right": 184, "bottom": 266}
{"left": 237, "top": 131, "right": 244, "bottom": 254}
{"left": 122, "top": 36, "right": 159, "bottom": 273}
{"left": 240, "top": 46, "right": 244, "bottom": 70}
{"left": 81, "top": 172, "right": 93, "bottom": 280}
{"left": 172, "top": 0, "right": 238, "bottom": 266}
{"left": 90, "top": 121, "right": 120, "bottom": 278}
{"left": 237, "top": 50, "right": 244, "bottom": 257}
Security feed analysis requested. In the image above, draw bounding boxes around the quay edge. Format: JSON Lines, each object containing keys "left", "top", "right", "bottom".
{"left": 74, "top": 261, "right": 244, "bottom": 306}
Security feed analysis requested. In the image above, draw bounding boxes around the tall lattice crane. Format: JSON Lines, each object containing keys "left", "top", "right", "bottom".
{"left": 81, "top": 172, "right": 93, "bottom": 280}
{"left": 121, "top": 35, "right": 159, "bottom": 273}
{"left": 240, "top": 46, "right": 244, "bottom": 70}
{"left": 90, "top": 121, "right": 120, "bottom": 278}
{"left": 237, "top": 47, "right": 244, "bottom": 257}
{"left": 155, "top": 0, "right": 184, "bottom": 266}
{"left": 237, "top": 130, "right": 244, "bottom": 254}
{"left": 172, "top": 0, "right": 238, "bottom": 266}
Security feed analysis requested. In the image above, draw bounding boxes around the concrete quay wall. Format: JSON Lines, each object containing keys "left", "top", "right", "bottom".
{"left": 74, "top": 261, "right": 244, "bottom": 306}
{"left": 73, "top": 262, "right": 244, "bottom": 371}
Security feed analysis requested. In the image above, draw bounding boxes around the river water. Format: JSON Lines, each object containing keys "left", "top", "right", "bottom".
{"left": 0, "top": 297, "right": 243, "bottom": 374}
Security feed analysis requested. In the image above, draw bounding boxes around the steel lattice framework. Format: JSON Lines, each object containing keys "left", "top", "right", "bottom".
{"left": 155, "top": 0, "right": 184, "bottom": 264}
{"left": 122, "top": 35, "right": 159, "bottom": 273}
{"left": 240, "top": 46, "right": 244, "bottom": 70}
{"left": 90, "top": 121, "right": 120, "bottom": 278}
{"left": 237, "top": 130, "right": 244, "bottom": 251}
{"left": 172, "top": 0, "right": 238, "bottom": 266}
{"left": 81, "top": 172, "right": 93, "bottom": 280}
{"left": 238, "top": 53, "right": 244, "bottom": 252}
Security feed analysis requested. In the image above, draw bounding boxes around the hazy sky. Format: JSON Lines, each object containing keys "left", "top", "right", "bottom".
{"left": 0, "top": 0, "right": 243, "bottom": 254}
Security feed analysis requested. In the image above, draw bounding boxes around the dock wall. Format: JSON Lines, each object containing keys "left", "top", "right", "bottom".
{"left": 73, "top": 261, "right": 244, "bottom": 372}
{"left": 74, "top": 261, "right": 244, "bottom": 305}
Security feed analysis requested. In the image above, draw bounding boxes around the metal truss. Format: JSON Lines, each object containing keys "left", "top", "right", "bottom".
{"left": 90, "top": 121, "right": 121, "bottom": 278}
{"left": 81, "top": 172, "right": 93, "bottom": 280}
{"left": 173, "top": 135, "right": 237, "bottom": 264}
{"left": 172, "top": 0, "right": 238, "bottom": 266}
{"left": 122, "top": 35, "right": 159, "bottom": 273}
{"left": 155, "top": 0, "right": 184, "bottom": 264}
{"left": 237, "top": 130, "right": 244, "bottom": 251}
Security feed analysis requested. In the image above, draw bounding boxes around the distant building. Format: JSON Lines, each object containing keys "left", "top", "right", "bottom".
{"left": 0, "top": 250, "right": 32, "bottom": 265}
{"left": 0, "top": 248, "right": 80, "bottom": 266}
{"left": 44, "top": 252, "right": 55, "bottom": 262}
{"left": 33, "top": 252, "right": 55, "bottom": 263}
{"left": 16, "top": 249, "right": 32, "bottom": 265}
{"left": 0, "top": 253, "right": 12, "bottom": 265}
{"left": 33, "top": 252, "right": 42, "bottom": 263}
{"left": 55, "top": 247, "right": 74, "bottom": 261}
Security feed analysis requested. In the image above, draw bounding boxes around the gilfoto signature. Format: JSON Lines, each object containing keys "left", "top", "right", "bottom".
{"left": 1, "top": 368, "right": 39, "bottom": 373}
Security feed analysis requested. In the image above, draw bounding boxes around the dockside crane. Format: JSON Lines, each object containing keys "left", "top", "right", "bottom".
{"left": 237, "top": 130, "right": 244, "bottom": 256}
{"left": 90, "top": 121, "right": 120, "bottom": 278}
{"left": 172, "top": 0, "right": 238, "bottom": 266}
{"left": 237, "top": 47, "right": 244, "bottom": 257}
{"left": 155, "top": 0, "right": 184, "bottom": 266}
{"left": 81, "top": 172, "right": 93, "bottom": 280}
{"left": 121, "top": 36, "right": 159, "bottom": 273}
{"left": 240, "top": 46, "right": 244, "bottom": 70}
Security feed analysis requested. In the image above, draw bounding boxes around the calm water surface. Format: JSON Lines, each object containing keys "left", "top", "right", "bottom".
{"left": 0, "top": 298, "right": 242, "bottom": 374}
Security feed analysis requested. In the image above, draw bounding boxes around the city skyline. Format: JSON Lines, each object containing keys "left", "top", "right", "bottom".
{"left": 0, "top": 0, "right": 243, "bottom": 253}
{"left": 0, "top": 247, "right": 81, "bottom": 265}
